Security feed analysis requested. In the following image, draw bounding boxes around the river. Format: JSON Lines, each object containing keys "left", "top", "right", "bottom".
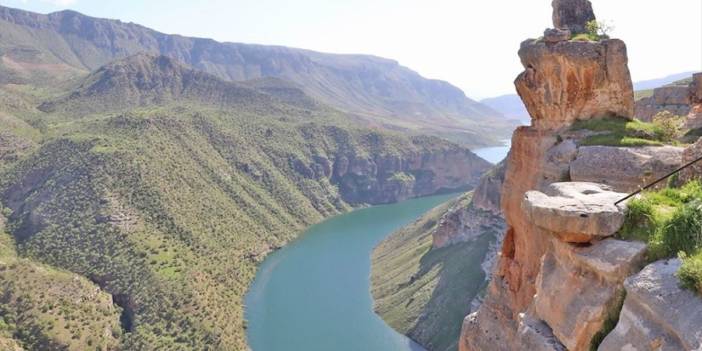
{"left": 245, "top": 146, "right": 509, "bottom": 351}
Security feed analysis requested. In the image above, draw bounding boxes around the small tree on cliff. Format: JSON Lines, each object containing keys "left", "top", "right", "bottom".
{"left": 585, "top": 20, "right": 614, "bottom": 40}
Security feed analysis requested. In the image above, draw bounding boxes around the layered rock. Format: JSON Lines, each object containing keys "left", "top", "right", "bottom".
{"left": 332, "top": 147, "right": 491, "bottom": 204}
{"left": 523, "top": 182, "right": 627, "bottom": 243}
{"left": 570, "top": 145, "right": 684, "bottom": 192}
{"left": 460, "top": 2, "right": 647, "bottom": 350}
{"left": 635, "top": 86, "right": 691, "bottom": 122}
{"left": 533, "top": 239, "right": 646, "bottom": 350}
{"left": 599, "top": 259, "right": 702, "bottom": 351}
{"left": 688, "top": 73, "right": 702, "bottom": 129}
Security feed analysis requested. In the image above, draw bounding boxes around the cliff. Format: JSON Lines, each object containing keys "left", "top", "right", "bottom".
{"left": 634, "top": 73, "right": 701, "bottom": 129}
{"left": 371, "top": 161, "right": 507, "bottom": 351}
{"left": 459, "top": 1, "right": 702, "bottom": 350}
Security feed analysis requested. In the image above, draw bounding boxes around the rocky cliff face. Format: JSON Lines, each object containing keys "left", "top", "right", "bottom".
{"left": 330, "top": 146, "right": 491, "bottom": 205}
{"left": 458, "top": 1, "right": 702, "bottom": 350}
{"left": 634, "top": 72, "right": 702, "bottom": 130}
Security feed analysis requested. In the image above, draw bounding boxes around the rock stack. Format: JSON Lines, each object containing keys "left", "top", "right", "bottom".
{"left": 457, "top": 1, "right": 700, "bottom": 350}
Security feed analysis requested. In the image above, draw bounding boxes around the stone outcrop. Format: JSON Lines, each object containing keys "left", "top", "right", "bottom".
{"left": 570, "top": 146, "right": 684, "bottom": 192}
{"left": 471, "top": 160, "right": 507, "bottom": 214}
{"left": 515, "top": 39, "right": 634, "bottom": 129}
{"left": 332, "top": 148, "right": 491, "bottom": 204}
{"left": 688, "top": 73, "right": 702, "bottom": 129}
{"left": 599, "top": 259, "right": 702, "bottom": 351}
{"left": 533, "top": 239, "right": 646, "bottom": 350}
{"left": 552, "top": 0, "right": 596, "bottom": 34}
{"left": 635, "top": 86, "right": 691, "bottom": 122}
{"left": 523, "top": 183, "right": 627, "bottom": 243}
{"left": 680, "top": 137, "right": 702, "bottom": 183}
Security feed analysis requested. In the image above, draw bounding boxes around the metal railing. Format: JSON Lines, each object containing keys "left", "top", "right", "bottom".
{"left": 614, "top": 154, "right": 702, "bottom": 206}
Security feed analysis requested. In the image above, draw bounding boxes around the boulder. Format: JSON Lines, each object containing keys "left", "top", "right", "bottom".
{"left": 516, "top": 313, "right": 567, "bottom": 351}
{"left": 515, "top": 39, "right": 634, "bottom": 130}
{"left": 534, "top": 239, "right": 646, "bottom": 350}
{"left": 543, "top": 28, "right": 571, "bottom": 43}
{"left": 599, "top": 259, "right": 702, "bottom": 351}
{"left": 552, "top": 0, "right": 596, "bottom": 34}
{"left": 570, "top": 145, "right": 684, "bottom": 192}
{"left": 680, "top": 138, "right": 702, "bottom": 183}
{"left": 522, "top": 182, "right": 627, "bottom": 243}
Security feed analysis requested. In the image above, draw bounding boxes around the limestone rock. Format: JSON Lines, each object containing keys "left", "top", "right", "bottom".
{"left": 680, "top": 137, "right": 702, "bottom": 183}
{"left": 543, "top": 28, "right": 571, "bottom": 43}
{"left": 534, "top": 239, "right": 646, "bottom": 350}
{"left": 570, "top": 145, "right": 684, "bottom": 192}
{"left": 599, "top": 259, "right": 702, "bottom": 351}
{"left": 472, "top": 160, "right": 507, "bottom": 215}
{"left": 690, "top": 73, "right": 702, "bottom": 104}
{"left": 523, "top": 182, "right": 627, "bottom": 243}
{"left": 635, "top": 86, "right": 691, "bottom": 122}
{"left": 552, "top": 0, "right": 596, "bottom": 34}
{"left": 516, "top": 313, "right": 567, "bottom": 351}
{"left": 516, "top": 39, "right": 634, "bottom": 129}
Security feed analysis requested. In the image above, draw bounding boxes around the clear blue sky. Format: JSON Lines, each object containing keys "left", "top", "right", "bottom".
{"left": 3, "top": 0, "right": 702, "bottom": 99}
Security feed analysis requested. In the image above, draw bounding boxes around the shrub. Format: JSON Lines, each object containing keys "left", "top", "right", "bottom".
{"left": 652, "top": 111, "right": 684, "bottom": 143}
{"left": 585, "top": 20, "right": 614, "bottom": 40}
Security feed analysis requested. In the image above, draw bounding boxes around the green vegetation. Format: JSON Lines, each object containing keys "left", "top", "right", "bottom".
{"left": 634, "top": 89, "right": 654, "bottom": 101}
{"left": 371, "top": 193, "right": 502, "bottom": 351}
{"left": 571, "top": 20, "right": 613, "bottom": 42}
{"left": 0, "top": 51, "right": 484, "bottom": 349}
{"left": 571, "top": 116, "right": 683, "bottom": 146}
{"left": 618, "top": 181, "right": 702, "bottom": 293}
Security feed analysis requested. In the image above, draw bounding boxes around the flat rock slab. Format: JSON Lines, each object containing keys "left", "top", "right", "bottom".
{"left": 523, "top": 182, "right": 627, "bottom": 242}
{"left": 599, "top": 259, "right": 702, "bottom": 351}
{"left": 571, "top": 145, "right": 684, "bottom": 193}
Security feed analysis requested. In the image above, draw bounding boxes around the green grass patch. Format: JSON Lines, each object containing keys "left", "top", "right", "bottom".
{"left": 571, "top": 117, "right": 673, "bottom": 147}
{"left": 619, "top": 181, "right": 702, "bottom": 294}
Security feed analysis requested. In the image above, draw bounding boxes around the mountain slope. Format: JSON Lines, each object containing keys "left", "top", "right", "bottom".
{"left": 0, "top": 5, "right": 511, "bottom": 147}
{"left": 0, "top": 53, "right": 491, "bottom": 350}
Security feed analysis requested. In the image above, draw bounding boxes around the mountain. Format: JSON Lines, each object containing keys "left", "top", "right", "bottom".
{"left": 0, "top": 5, "right": 512, "bottom": 147}
{"left": 483, "top": 72, "right": 699, "bottom": 123}
{"left": 632, "top": 71, "right": 698, "bottom": 91}
{"left": 0, "top": 49, "right": 492, "bottom": 349}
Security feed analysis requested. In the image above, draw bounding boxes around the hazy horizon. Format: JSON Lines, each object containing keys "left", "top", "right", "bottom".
{"left": 5, "top": 0, "right": 702, "bottom": 99}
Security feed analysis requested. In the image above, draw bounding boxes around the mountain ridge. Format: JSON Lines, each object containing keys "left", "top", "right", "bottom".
{"left": 0, "top": 4, "right": 512, "bottom": 147}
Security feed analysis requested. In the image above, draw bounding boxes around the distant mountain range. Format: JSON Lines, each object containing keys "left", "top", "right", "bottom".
{"left": 0, "top": 5, "right": 513, "bottom": 147}
{"left": 481, "top": 72, "right": 699, "bottom": 123}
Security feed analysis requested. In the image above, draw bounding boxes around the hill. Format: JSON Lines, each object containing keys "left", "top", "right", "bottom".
{"left": 0, "top": 52, "right": 491, "bottom": 349}
{"left": 0, "top": 5, "right": 513, "bottom": 147}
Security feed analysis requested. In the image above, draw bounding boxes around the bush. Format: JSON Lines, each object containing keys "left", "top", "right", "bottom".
{"left": 652, "top": 111, "right": 684, "bottom": 143}
{"left": 585, "top": 20, "right": 614, "bottom": 40}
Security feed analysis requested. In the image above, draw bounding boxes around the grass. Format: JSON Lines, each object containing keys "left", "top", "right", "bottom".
{"left": 618, "top": 181, "right": 702, "bottom": 293}
{"left": 571, "top": 33, "right": 599, "bottom": 42}
{"left": 571, "top": 116, "right": 672, "bottom": 146}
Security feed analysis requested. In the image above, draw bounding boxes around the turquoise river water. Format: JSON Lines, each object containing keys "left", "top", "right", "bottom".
{"left": 245, "top": 146, "right": 509, "bottom": 351}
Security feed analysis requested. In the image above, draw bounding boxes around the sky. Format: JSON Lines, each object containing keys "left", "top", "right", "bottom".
{"left": 3, "top": 0, "right": 702, "bottom": 99}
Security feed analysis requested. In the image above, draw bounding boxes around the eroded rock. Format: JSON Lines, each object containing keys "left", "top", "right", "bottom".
{"left": 516, "top": 39, "right": 634, "bottom": 130}
{"left": 599, "top": 259, "right": 702, "bottom": 351}
{"left": 523, "top": 182, "right": 627, "bottom": 243}
{"left": 544, "top": 28, "right": 571, "bottom": 43}
{"left": 635, "top": 86, "right": 691, "bottom": 122}
{"left": 533, "top": 239, "right": 646, "bottom": 350}
{"left": 552, "top": 0, "right": 596, "bottom": 34}
{"left": 516, "top": 313, "right": 567, "bottom": 351}
{"left": 680, "top": 137, "right": 702, "bottom": 183}
{"left": 570, "top": 145, "right": 684, "bottom": 192}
